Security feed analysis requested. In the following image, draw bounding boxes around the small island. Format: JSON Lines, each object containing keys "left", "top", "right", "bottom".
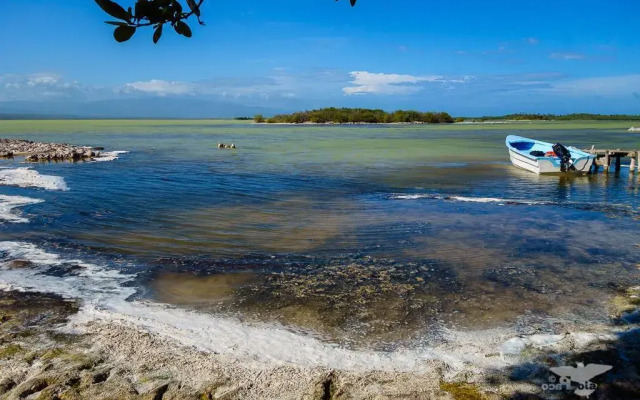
{"left": 252, "top": 110, "right": 640, "bottom": 125}
{"left": 253, "top": 107, "right": 455, "bottom": 124}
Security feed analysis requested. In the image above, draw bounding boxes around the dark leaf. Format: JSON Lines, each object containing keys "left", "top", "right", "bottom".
{"left": 113, "top": 25, "right": 136, "bottom": 42}
{"left": 95, "top": 0, "right": 130, "bottom": 21}
{"left": 134, "top": 2, "right": 143, "bottom": 21}
{"left": 105, "top": 21, "right": 127, "bottom": 26}
{"left": 174, "top": 21, "right": 192, "bottom": 38}
{"left": 145, "top": 7, "right": 164, "bottom": 23}
{"left": 186, "top": 0, "right": 201, "bottom": 17}
{"left": 350, "top": 0, "right": 357, "bottom": 5}
{"left": 153, "top": 24, "right": 163, "bottom": 44}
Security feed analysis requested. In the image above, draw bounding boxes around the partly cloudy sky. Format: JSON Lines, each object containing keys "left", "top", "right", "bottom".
{"left": 1, "top": 0, "right": 639, "bottom": 116}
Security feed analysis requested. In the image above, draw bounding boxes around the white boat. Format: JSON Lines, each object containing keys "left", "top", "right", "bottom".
{"left": 505, "top": 135, "right": 596, "bottom": 174}
{"left": 629, "top": 127, "right": 640, "bottom": 132}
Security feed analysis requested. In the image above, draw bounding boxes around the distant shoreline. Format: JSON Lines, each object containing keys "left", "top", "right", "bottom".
{"left": 2, "top": 116, "right": 640, "bottom": 122}
{"left": 253, "top": 109, "right": 640, "bottom": 125}
{"left": 253, "top": 119, "right": 639, "bottom": 125}
{"left": 0, "top": 118, "right": 639, "bottom": 124}
{"left": 254, "top": 121, "right": 453, "bottom": 125}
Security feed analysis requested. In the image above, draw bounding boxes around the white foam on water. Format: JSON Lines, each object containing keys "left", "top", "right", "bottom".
{"left": 392, "top": 194, "right": 437, "bottom": 200}
{"left": 0, "top": 195, "right": 44, "bottom": 223}
{"left": 0, "top": 242, "right": 135, "bottom": 302}
{"left": 448, "top": 196, "right": 517, "bottom": 204}
{"left": 0, "top": 167, "right": 68, "bottom": 191}
{"left": 391, "top": 193, "right": 548, "bottom": 206}
{"left": 500, "top": 334, "right": 565, "bottom": 356}
{"left": 0, "top": 241, "right": 621, "bottom": 373}
{"left": 94, "top": 151, "right": 129, "bottom": 162}
{"left": 0, "top": 240, "right": 515, "bottom": 372}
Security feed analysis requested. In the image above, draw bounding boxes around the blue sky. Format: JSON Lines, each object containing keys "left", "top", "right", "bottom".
{"left": 1, "top": 0, "right": 639, "bottom": 116}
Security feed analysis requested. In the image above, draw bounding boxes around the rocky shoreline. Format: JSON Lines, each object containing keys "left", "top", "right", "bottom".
{"left": 0, "top": 139, "right": 103, "bottom": 162}
{"left": 0, "top": 290, "right": 449, "bottom": 400}
{"left": 0, "top": 287, "right": 638, "bottom": 399}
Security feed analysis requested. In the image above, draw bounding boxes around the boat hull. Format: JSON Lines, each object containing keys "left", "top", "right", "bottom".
{"left": 506, "top": 135, "right": 596, "bottom": 175}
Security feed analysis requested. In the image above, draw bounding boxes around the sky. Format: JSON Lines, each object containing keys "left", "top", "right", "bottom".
{"left": 0, "top": 0, "right": 639, "bottom": 116}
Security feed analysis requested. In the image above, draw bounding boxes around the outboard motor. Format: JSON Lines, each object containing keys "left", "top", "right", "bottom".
{"left": 552, "top": 143, "right": 575, "bottom": 171}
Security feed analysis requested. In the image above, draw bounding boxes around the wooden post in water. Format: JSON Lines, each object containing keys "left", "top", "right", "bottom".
{"left": 582, "top": 148, "right": 640, "bottom": 174}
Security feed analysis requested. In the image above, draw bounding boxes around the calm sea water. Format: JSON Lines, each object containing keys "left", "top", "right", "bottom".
{"left": 0, "top": 120, "right": 639, "bottom": 348}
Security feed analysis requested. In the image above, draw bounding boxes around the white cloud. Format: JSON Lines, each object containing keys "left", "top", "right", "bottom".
{"left": 120, "top": 72, "right": 321, "bottom": 102}
{"left": 525, "top": 37, "right": 540, "bottom": 45}
{"left": 342, "top": 71, "right": 441, "bottom": 95}
{"left": 447, "top": 75, "right": 475, "bottom": 84}
{"left": 342, "top": 71, "right": 472, "bottom": 95}
{"left": 123, "top": 79, "right": 197, "bottom": 96}
{"left": 547, "top": 74, "right": 640, "bottom": 96}
{"left": 0, "top": 73, "right": 89, "bottom": 101}
{"left": 484, "top": 73, "right": 640, "bottom": 98}
{"left": 26, "top": 73, "right": 61, "bottom": 86}
{"left": 549, "top": 52, "right": 586, "bottom": 60}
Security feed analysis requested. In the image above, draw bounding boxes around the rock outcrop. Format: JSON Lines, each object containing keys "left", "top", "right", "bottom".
{"left": 0, "top": 139, "right": 100, "bottom": 162}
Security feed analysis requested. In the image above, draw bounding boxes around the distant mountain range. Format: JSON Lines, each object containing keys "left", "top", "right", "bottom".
{"left": 0, "top": 98, "right": 281, "bottom": 119}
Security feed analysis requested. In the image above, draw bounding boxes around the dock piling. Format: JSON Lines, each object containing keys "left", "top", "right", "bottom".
{"left": 583, "top": 147, "right": 640, "bottom": 174}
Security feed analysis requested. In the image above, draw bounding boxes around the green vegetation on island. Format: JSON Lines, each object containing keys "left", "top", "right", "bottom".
{"left": 256, "top": 108, "right": 455, "bottom": 124}
{"left": 470, "top": 113, "right": 640, "bottom": 121}
{"left": 253, "top": 110, "right": 640, "bottom": 125}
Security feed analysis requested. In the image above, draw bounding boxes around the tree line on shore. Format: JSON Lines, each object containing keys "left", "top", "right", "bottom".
{"left": 471, "top": 113, "right": 640, "bottom": 121}
{"left": 250, "top": 110, "right": 640, "bottom": 124}
{"left": 254, "top": 108, "right": 455, "bottom": 124}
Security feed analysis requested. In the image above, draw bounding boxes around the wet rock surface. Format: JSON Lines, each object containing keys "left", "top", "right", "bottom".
{"left": 0, "top": 288, "right": 637, "bottom": 399}
{"left": 0, "top": 138, "right": 100, "bottom": 162}
{"left": 0, "top": 290, "right": 456, "bottom": 399}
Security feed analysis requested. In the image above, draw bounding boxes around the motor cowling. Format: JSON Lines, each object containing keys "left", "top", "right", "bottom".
{"left": 552, "top": 143, "right": 575, "bottom": 171}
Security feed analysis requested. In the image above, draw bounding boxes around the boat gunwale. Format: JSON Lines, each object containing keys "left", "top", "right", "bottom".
{"left": 505, "top": 135, "right": 595, "bottom": 162}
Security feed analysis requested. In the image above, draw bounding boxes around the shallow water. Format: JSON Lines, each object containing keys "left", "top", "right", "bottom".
{"left": 0, "top": 120, "right": 639, "bottom": 349}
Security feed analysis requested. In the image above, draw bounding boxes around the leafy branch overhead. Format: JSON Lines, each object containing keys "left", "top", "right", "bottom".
{"left": 96, "top": 0, "right": 357, "bottom": 44}
{"left": 95, "top": 0, "right": 203, "bottom": 43}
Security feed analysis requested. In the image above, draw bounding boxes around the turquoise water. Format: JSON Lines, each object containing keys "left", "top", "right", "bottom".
{"left": 0, "top": 120, "right": 639, "bottom": 347}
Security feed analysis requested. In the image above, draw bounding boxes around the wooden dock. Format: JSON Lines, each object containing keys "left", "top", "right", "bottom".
{"left": 584, "top": 147, "right": 640, "bottom": 173}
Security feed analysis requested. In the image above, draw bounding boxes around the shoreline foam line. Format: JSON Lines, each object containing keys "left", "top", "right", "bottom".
{"left": 390, "top": 193, "right": 638, "bottom": 216}
{"left": 94, "top": 150, "right": 129, "bottom": 162}
{"left": 0, "top": 195, "right": 44, "bottom": 223}
{"left": 391, "top": 193, "right": 550, "bottom": 205}
{"left": 0, "top": 240, "right": 616, "bottom": 373}
{"left": 0, "top": 167, "right": 69, "bottom": 191}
